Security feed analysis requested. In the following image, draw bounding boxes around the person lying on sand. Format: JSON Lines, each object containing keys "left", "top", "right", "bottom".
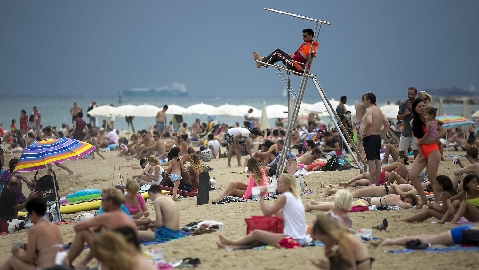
{"left": 326, "top": 182, "right": 429, "bottom": 198}
{"left": 137, "top": 185, "right": 183, "bottom": 241}
{"left": 339, "top": 157, "right": 409, "bottom": 187}
{"left": 355, "top": 194, "right": 418, "bottom": 210}
{"left": 217, "top": 174, "right": 306, "bottom": 249}
{"left": 305, "top": 189, "right": 353, "bottom": 230}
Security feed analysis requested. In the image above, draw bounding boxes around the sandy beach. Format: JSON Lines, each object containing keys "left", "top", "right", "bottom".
{"left": 0, "top": 149, "right": 476, "bottom": 270}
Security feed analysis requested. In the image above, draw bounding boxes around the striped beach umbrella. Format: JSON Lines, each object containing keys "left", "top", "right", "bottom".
{"left": 436, "top": 115, "right": 475, "bottom": 129}
{"left": 15, "top": 138, "right": 95, "bottom": 172}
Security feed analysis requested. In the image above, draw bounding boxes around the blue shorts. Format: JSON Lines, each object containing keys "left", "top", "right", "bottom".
{"left": 157, "top": 122, "right": 165, "bottom": 132}
{"left": 450, "top": 225, "right": 474, "bottom": 244}
{"left": 169, "top": 174, "right": 182, "bottom": 182}
{"left": 154, "top": 226, "right": 184, "bottom": 240}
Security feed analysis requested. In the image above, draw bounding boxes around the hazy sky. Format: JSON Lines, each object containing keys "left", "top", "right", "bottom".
{"left": 1, "top": 0, "right": 478, "bottom": 98}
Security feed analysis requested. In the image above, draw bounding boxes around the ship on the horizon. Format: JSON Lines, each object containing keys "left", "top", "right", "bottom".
{"left": 123, "top": 87, "right": 188, "bottom": 97}
{"left": 421, "top": 85, "right": 476, "bottom": 97}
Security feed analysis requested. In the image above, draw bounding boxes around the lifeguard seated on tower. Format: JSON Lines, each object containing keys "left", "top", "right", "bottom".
{"left": 253, "top": 28, "right": 318, "bottom": 73}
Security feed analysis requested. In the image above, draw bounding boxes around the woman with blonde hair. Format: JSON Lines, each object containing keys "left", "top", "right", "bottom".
{"left": 134, "top": 155, "right": 163, "bottom": 186}
{"left": 93, "top": 228, "right": 156, "bottom": 270}
{"left": 124, "top": 181, "right": 149, "bottom": 228}
{"left": 217, "top": 174, "right": 306, "bottom": 249}
{"left": 305, "top": 189, "right": 353, "bottom": 230}
{"left": 213, "top": 158, "right": 269, "bottom": 202}
{"left": 311, "top": 215, "right": 373, "bottom": 270}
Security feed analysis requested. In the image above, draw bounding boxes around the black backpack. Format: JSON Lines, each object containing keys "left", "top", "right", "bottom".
{"left": 322, "top": 156, "right": 339, "bottom": 171}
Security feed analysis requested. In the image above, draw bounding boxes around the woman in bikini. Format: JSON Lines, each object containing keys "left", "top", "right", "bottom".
{"left": 187, "top": 154, "right": 203, "bottom": 190}
{"left": 409, "top": 98, "right": 446, "bottom": 208}
{"left": 399, "top": 175, "right": 458, "bottom": 222}
{"left": 213, "top": 158, "right": 269, "bottom": 202}
{"left": 326, "top": 182, "right": 429, "bottom": 198}
{"left": 438, "top": 174, "right": 479, "bottom": 224}
{"left": 339, "top": 156, "right": 409, "bottom": 187}
{"left": 310, "top": 215, "right": 373, "bottom": 270}
{"left": 452, "top": 146, "right": 479, "bottom": 190}
{"left": 134, "top": 155, "right": 163, "bottom": 186}
{"left": 445, "top": 137, "right": 475, "bottom": 152}
{"left": 0, "top": 198, "right": 65, "bottom": 270}
{"left": 356, "top": 193, "right": 418, "bottom": 210}
{"left": 166, "top": 147, "right": 186, "bottom": 201}
{"left": 123, "top": 181, "right": 150, "bottom": 228}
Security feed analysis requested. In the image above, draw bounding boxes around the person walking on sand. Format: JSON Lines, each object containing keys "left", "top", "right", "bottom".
{"left": 397, "top": 87, "right": 418, "bottom": 162}
{"left": 156, "top": 105, "right": 168, "bottom": 139}
{"left": 70, "top": 102, "right": 83, "bottom": 123}
{"left": 253, "top": 28, "right": 318, "bottom": 73}
{"left": 359, "top": 93, "right": 390, "bottom": 185}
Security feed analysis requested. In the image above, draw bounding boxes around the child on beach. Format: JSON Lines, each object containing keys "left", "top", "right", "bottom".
{"left": 166, "top": 147, "right": 186, "bottom": 201}
{"left": 420, "top": 107, "right": 438, "bottom": 143}
{"left": 437, "top": 174, "right": 479, "bottom": 224}
{"left": 10, "top": 119, "right": 16, "bottom": 131}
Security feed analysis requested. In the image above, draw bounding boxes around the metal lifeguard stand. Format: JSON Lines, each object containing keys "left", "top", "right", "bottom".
{"left": 255, "top": 8, "right": 366, "bottom": 175}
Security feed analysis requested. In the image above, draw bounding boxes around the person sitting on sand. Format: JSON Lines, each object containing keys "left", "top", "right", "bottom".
{"left": 123, "top": 181, "right": 150, "bottom": 228}
{"left": 399, "top": 175, "right": 458, "bottom": 222}
{"left": 310, "top": 215, "right": 373, "bottom": 270}
{"left": 187, "top": 154, "right": 203, "bottom": 190}
{"left": 452, "top": 146, "right": 479, "bottom": 189}
{"left": 339, "top": 156, "right": 409, "bottom": 187}
{"left": 0, "top": 198, "right": 65, "bottom": 270}
{"left": 0, "top": 158, "right": 35, "bottom": 203}
{"left": 445, "top": 137, "right": 475, "bottom": 152}
{"left": 142, "top": 131, "right": 168, "bottom": 160}
{"left": 67, "top": 188, "right": 137, "bottom": 269}
{"left": 213, "top": 158, "right": 268, "bottom": 202}
{"left": 94, "top": 227, "right": 157, "bottom": 270}
{"left": 437, "top": 174, "right": 479, "bottom": 224}
{"left": 217, "top": 174, "right": 306, "bottom": 249}
{"left": 253, "top": 28, "right": 318, "bottom": 73}
{"left": 305, "top": 189, "right": 353, "bottom": 230}
{"left": 87, "top": 129, "right": 105, "bottom": 160}
{"left": 257, "top": 140, "right": 281, "bottom": 166}
{"left": 379, "top": 225, "right": 479, "bottom": 247}
{"left": 165, "top": 147, "right": 186, "bottom": 201}
{"left": 225, "top": 127, "right": 262, "bottom": 167}
{"left": 326, "top": 182, "right": 428, "bottom": 198}
{"left": 134, "top": 155, "right": 163, "bottom": 186}
{"left": 137, "top": 185, "right": 183, "bottom": 241}
{"left": 297, "top": 148, "right": 321, "bottom": 166}
{"left": 129, "top": 130, "right": 155, "bottom": 160}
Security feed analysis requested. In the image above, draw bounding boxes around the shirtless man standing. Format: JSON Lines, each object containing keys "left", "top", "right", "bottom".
{"left": 67, "top": 188, "right": 136, "bottom": 269}
{"left": 190, "top": 118, "right": 202, "bottom": 141}
{"left": 156, "top": 105, "right": 168, "bottom": 139}
{"left": 360, "top": 92, "right": 390, "bottom": 185}
{"left": 138, "top": 185, "right": 183, "bottom": 241}
{"left": 70, "top": 102, "right": 83, "bottom": 123}
{"left": 143, "top": 131, "right": 168, "bottom": 160}
{"left": 355, "top": 95, "right": 367, "bottom": 159}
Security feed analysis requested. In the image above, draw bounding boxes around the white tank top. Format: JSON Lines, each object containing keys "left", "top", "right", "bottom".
{"left": 282, "top": 192, "right": 306, "bottom": 239}
{"left": 150, "top": 165, "right": 164, "bottom": 185}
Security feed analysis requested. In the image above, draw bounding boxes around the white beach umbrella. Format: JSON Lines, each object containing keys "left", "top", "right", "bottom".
{"left": 379, "top": 104, "right": 399, "bottom": 116}
{"left": 87, "top": 105, "right": 115, "bottom": 117}
{"left": 210, "top": 103, "right": 244, "bottom": 117}
{"left": 437, "top": 99, "right": 445, "bottom": 116}
{"left": 386, "top": 109, "right": 400, "bottom": 120}
{"left": 472, "top": 111, "right": 479, "bottom": 118}
{"left": 127, "top": 104, "right": 161, "bottom": 117}
{"left": 166, "top": 104, "right": 187, "bottom": 115}
{"left": 306, "top": 100, "right": 340, "bottom": 114}
{"left": 265, "top": 104, "right": 288, "bottom": 119}
{"left": 260, "top": 102, "right": 270, "bottom": 130}
{"left": 185, "top": 103, "right": 216, "bottom": 115}
{"left": 111, "top": 104, "right": 136, "bottom": 116}
{"left": 237, "top": 105, "right": 261, "bottom": 118}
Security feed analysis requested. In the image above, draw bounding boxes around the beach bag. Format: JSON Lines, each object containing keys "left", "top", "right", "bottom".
{"left": 322, "top": 156, "right": 339, "bottom": 171}
{"left": 245, "top": 216, "right": 284, "bottom": 234}
{"left": 337, "top": 158, "right": 352, "bottom": 171}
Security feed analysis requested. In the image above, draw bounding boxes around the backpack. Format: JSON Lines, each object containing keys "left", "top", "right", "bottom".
{"left": 322, "top": 156, "right": 339, "bottom": 171}
{"left": 29, "top": 113, "right": 35, "bottom": 122}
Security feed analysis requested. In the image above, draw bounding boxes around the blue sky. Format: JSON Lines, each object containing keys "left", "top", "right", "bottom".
{"left": 1, "top": 0, "right": 478, "bottom": 99}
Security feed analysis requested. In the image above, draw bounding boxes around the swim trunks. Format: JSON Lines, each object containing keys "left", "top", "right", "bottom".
{"left": 224, "top": 131, "right": 247, "bottom": 146}
{"left": 451, "top": 224, "right": 474, "bottom": 244}
{"left": 157, "top": 122, "right": 165, "bottom": 132}
{"left": 154, "top": 226, "right": 184, "bottom": 240}
{"left": 363, "top": 135, "right": 381, "bottom": 160}
{"left": 169, "top": 174, "right": 182, "bottom": 182}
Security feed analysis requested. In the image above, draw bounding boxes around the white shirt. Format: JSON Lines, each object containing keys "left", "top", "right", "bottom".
{"left": 243, "top": 112, "right": 252, "bottom": 122}
{"left": 282, "top": 192, "right": 306, "bottom": 240}
{"left": 150, "top": 166, "right": 164, "bottom": 185}
{"left": 106, "top": 130, "right": 119, "bottom": 144}
{"left": 227, "top": 128, "right": 250, "bottom": 138}
{"left": 208, "top": 140, "right": 220, "bottom": 158}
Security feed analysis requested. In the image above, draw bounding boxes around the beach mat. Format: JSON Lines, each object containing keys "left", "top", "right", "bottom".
{"left": 387, "top": 245, "right": 479, "bottom": 254}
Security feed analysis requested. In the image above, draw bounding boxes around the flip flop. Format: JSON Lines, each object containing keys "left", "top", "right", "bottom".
{"left": 405, "top": 239, "right": 430, "bottom": 250}
{"left": 182, "top": 257, "right": 201, "bottom": 267}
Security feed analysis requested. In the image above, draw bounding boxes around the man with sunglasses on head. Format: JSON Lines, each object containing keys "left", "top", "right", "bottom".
{"left": 253, "top": 28, "right": 319, "bottom": 73}
{"left": 0, "top": 177, "right": 35, "bottom": 221}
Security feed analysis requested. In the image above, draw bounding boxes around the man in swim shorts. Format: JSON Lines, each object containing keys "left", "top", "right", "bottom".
{"left": 67, "top": 188, "right": 137, "bottom": 269}
{"left": 156, "top": 105, "right": 168, "bottom": 139}
{"left": 138, "top": 185, "right": 183, "bottom": 240}
{"left": 360, "top": 93, "right": 390, "bottom": 185}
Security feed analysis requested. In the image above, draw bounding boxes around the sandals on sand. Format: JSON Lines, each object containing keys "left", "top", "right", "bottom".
{"left": 405, "top": 239, "right": 430, "bottom": 250}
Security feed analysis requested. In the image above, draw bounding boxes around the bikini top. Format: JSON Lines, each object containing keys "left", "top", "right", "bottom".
{"left": 466, "top": 191, "right": 479, "bottom": 207}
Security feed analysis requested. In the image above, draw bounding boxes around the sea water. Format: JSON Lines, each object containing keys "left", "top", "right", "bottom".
{"left": 0, "top": 95, "right": 474, "bottom": 133}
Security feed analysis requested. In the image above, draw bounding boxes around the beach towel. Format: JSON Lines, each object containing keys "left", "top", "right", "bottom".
{"left": 386, "top": 245, "right": 479, "bottom": 254}
{"left": 142, "top": 231, "right": 191, "bottom": 246}
{"left": 155, "top": 226, "right": 185, "bottom": 241}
